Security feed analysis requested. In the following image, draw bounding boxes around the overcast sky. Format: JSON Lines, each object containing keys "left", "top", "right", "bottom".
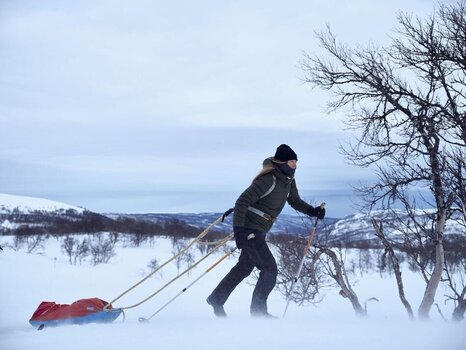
{"left": 0, "top": 0, "right": 436, "bottom": 217}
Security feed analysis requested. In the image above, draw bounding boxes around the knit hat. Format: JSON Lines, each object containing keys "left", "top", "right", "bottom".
{"left": 273, "top": 144, "right": 297, "bottom": 162}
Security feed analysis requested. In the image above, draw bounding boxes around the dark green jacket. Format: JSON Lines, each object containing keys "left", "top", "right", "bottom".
{"left": 233, "top": 158, "right": 312, "bottom": 233}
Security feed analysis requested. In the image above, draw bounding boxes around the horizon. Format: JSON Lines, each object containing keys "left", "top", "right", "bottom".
{"left": 0, "top": 190, "right": 440, "bottom": 220}
{"left": 0, "top": 191, "right": 352, "bottom": 218}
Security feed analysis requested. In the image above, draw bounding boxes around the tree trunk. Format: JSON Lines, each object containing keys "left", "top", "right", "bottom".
{"left": 371, "top": 218, "right": 414, "bottom": 319}
{"left": 418, "top": 216, "right": 446, "bottom": 319}
{"left": 452, "top": 299, "right": 466, "bottom": 322}
{"left": 319, "top": 248, "right": 367, "bottom": 316}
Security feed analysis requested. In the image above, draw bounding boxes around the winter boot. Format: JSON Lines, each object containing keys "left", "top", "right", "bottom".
{"left": 250, "top": 302, "right": 277, "bottom": 319}
{"left": 250, "top": 310, "right": 277, "bottom": 319}
{"left": 206, "top": 296, "right": 227, "bottom": 317}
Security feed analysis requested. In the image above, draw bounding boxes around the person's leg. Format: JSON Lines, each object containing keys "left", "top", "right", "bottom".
{"left": 207, "top": 250, "right": 255, "bottom": 316}
{"left": 246, "top": 235, "right": 278, "bottom": 316}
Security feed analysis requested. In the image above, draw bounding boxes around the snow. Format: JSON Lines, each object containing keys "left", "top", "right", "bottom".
{"left": 0, "top": 193, "right": 84, "bottom": 214}
{"left": 0, "top": 220, "right": 16, "bottom": 230}
{"left": 0, "top": 235, "right": 464, "bottom": 350}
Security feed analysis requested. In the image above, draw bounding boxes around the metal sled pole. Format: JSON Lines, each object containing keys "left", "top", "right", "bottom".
{"left": 139, "top": 247, "right": 236, "bottom": 323}
{"left": 105, "top": 208, "right": 233, "bottom": 310}
{"left": 124, "top": 233, "right": 232, "bottom": 310}
{"left": 282, "top": 203, "right": 325, "bottom": 319}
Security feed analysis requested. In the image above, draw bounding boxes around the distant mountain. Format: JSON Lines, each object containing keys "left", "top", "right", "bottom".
{"left": 325, "top": 209, "right": 465, "bottom": 247}
{"left": 1, "top": 194, "right": 464, "bottom": 248}
{"left": 105, "top": 212, "right": 339, "bottom": 235}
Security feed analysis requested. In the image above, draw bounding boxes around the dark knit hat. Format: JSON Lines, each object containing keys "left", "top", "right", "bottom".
{"left": 273, "top": 144, "right": 297, "bottom": 162}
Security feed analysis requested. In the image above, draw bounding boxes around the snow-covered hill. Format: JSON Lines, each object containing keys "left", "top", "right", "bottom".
{"left": 327, "top": 209, "right": 466, "bottom": 245}
{"left": 0, "top": 194, "right": 108, "bottom": 235}
{"left": 0, "top": 193, "right": 84, "bottom": 214}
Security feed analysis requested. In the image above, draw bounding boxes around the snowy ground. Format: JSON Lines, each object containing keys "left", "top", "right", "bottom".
{"left": 0, "top": 235, "right": 464, "bottom": 350}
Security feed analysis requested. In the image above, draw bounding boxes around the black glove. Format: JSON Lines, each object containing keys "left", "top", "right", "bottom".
{"left": 233, "top": 226, "right": 248, "bottom": 249}
{"left": 307, "top": 205, "right": 326, "bottom": 219}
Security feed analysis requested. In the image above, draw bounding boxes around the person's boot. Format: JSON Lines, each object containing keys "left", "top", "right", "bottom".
{"left": 206, "top": 296, "right": 227, "bottom": 317}
{"left": 250, "top": 302, "right": 277, "bottom": 319}
{"left": 250, "top": 310, "right": 277, "bottom": 319}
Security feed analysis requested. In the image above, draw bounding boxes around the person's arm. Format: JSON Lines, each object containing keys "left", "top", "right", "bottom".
{"left": 287, "top": 179, "right": 311, "bottom": 214}
{"left": 288, "top": 179, "right": 325, "bottom": 219}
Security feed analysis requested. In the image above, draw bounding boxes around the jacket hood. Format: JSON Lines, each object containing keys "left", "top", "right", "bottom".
{"left": 263, "top": 157, "right": 274, "bottom": 167}
{"left": 262, "top": 157, "right": 294, "bottom": 182}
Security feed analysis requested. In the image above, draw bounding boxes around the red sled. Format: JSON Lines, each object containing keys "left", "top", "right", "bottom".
{"left": 29, "top": 297, "right": 122, "bottom": 329}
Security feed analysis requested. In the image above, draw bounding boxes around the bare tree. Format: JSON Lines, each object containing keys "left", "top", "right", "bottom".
{"left": 272, "top": 232, "right": 368, "bottom": 316}
{"left": 147, "top": 257, "right": 164, "bottom": 279}
{"left": 128, "top": 231, "right": 149, "bottom": 247}
{"left": 442, "top": 191, "right": 466, "bottom": 321}
{"left": 170, "top": 237, "right": 195, "bottom": 275}
{"left": 312, "top": 247, "right": 367, "bottom": 316}
{"left": 29, "top": 235, "right": 46, "bottom": 254}
{"left": 61, "top": 235, "right": 89, "bottom": 265}
{"left": 89, "top": 233, "right": 116, "bottom": 265}
{"left": 11, "top": 232, "right": 46, "bottom": 254}
{"left": 61, "top": 235, "right": 76, "bottom": 264}
{"left": 372, "top": 218, "right": 414, "bottom": 319}
{"left": 443, "top": 257, "right": 466, "bottom": 321}
{"left": 303, "top": 1, "right": 466, "bottom": 319}
{"left": 273, "top": 235, "right": 323, "bottom": 305}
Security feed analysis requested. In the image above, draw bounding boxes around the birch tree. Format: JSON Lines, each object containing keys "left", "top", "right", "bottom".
{"left": 303, "top": 1, "right": 466, "bottom": 319}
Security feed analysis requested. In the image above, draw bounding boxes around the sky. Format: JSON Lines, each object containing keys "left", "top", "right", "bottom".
{"left": 0, "top": 0, "right": 437, "bottom": 217}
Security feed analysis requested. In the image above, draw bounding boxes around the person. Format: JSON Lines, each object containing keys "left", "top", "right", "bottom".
{"left": 206, "top": 144, "right": 325, "bottom": 318}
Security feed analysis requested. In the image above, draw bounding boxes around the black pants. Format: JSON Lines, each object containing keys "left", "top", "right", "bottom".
{"left": 208, "top": 231, "right": 277, "bottom": 315}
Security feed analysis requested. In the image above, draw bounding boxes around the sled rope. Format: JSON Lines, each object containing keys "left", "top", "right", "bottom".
{"left": 139, "top": 246, "right": 236, "bottom": 322}
{"left": 198, "top": 236, "right": 233, "bottom": 245}
{"left": 118, "top": 232, "right": 233, "bottom": 310}
{"left": 105, "top": 210, "right": 233, "bottom": 310}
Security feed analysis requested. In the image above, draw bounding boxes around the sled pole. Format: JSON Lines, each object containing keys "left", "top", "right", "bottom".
{"left": 105, "top": 208, "right": 233, "bottom": 310}
{"left": 121, "top": 232, "right": 233, "bottom": 310}
{"left": 139, "top": 248, "right": 236, "bottom": 323}
{"left": 282, "top": 203, "right": 325, "bottom": 319}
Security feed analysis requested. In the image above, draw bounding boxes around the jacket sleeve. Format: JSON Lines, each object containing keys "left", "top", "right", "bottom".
{"left": 233, "top": 174, "right": 274, "bottom": 227}
{"left": 287, "top": 179, "right": 312, "bottom": 214}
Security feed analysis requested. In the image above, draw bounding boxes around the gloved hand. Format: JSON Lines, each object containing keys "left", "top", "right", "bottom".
{"left": 307, "top": 205, "right": 326, "bottom": 219}
{"left": 233, "top": 226, "right": 248, "bottom": 249}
